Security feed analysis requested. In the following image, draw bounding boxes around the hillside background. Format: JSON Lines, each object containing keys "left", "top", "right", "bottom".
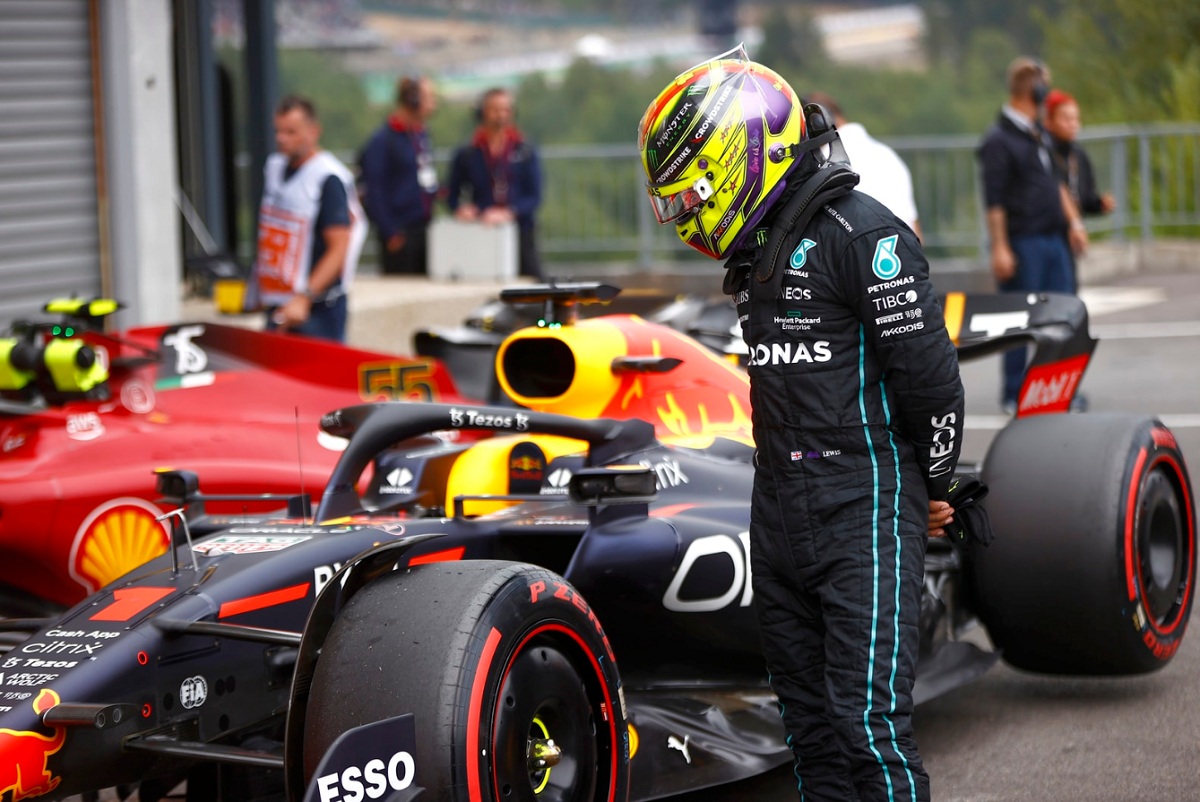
{"left": 211, "top": 0, "right": 1200, "bottom": 155}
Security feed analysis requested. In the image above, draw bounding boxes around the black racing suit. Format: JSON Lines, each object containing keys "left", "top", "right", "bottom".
{"left": 725, "top": 163, "right": 965, "bottom": 801}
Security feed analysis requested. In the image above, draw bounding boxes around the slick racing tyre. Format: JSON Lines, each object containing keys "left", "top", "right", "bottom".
{"left": 303, "top": 560, "right": 630, "bottom": 802}
{"left": 968, "top": 413, "right": 1195, "bottom": 675}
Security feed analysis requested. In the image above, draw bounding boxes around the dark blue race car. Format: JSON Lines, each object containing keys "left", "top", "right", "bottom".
{"left": 0, "top": 284, "right": 1192, "bottom": 802}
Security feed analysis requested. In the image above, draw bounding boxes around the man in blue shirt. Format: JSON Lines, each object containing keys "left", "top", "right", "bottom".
{"left": 446, "top": 88, "right": 544, "bottom": 279}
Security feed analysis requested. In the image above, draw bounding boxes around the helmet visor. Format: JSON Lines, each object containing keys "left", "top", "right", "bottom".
{"left": 647, "top": 176, "right": 714, "bottom": 224}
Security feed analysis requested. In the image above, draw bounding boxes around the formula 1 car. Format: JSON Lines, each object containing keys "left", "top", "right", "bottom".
{"left": 0, "top": 284, "right": 1192, "bottom": 802}
{"left": 0, "top": 299, "right": 465, "bottom": 617}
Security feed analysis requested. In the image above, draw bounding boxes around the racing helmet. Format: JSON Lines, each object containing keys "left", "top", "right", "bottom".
{"left": 637, "top": 47, "right": 805, "bottom": 260}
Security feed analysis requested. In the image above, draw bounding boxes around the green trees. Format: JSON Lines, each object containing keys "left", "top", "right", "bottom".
{"left": 1040, "top": 0, "right": 1200, "bottom": 124}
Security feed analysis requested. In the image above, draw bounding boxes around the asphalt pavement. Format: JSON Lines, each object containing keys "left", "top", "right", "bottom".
{"left": 671, "top": 267, "right": 1200, "bottom": 801}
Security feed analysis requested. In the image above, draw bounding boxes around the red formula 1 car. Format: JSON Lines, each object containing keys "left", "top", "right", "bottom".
{"left": 0, "top": 299, "right": 466, "bottom": 616}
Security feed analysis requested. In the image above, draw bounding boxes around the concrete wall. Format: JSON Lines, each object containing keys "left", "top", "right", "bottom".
{"left": 100, "top": 0, "right": 182, "bottom": 329}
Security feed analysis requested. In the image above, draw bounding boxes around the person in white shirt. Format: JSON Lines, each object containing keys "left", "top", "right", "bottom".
{"left": 250, "top": 95, "right": 367, "bottom": 342}
{"left": 804, "top": 91, "right": 921, "bottom": 239}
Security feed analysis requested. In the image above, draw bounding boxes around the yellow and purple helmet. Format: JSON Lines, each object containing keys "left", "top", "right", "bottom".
{"left": 637, "top": 50, "right": 805, "bottom": 260}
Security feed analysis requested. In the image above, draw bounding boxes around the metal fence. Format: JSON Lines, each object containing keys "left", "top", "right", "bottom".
{"left": 528, "top": 122, "right": 1200, "bottom": 269}
{"left": 234, "top": 123, "right": 1200, "bottom": 272}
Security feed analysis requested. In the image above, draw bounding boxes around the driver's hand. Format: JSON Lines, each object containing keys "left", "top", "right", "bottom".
{"left": 928, "top": 500, "right": 954, "bottom": 538}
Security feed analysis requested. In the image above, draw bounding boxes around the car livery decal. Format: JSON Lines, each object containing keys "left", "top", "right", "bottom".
{"left": 69, "top": 498, "right": 171, "bottom": 593}
{"left": 192, "top": 535, "right": 311, "bottom": 555}
{"left": 219, "top": 583, "right": 311, "bottom": 619}
{"left": 304, "top": 714, "right": 418, "bottom": 802}
{"left": 358, "top": 360, "right": 439, "bottom": 402}
{"left": 0, "top": 689, "right": 65, "bottom": 800}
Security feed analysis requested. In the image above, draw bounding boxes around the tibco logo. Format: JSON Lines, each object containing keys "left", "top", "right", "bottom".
{"left": 872, "top": 290, "right": 917, "bottom": 311}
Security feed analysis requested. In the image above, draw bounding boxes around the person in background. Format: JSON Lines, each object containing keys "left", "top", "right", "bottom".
{"left": 359, "top": 76, "right": 439, "bottom": 276}
{"left": 1044, "top": 89, "right": 1112, "bottom": 412}
{"left": 639, "top": 50, "right": 963, "bottom": 801}
{"left": 250, "top": 95, "right": 366, "bottom": 343}
{"left": 446, "top": 87, "right": 544, "bottom": 279}
{"left": 1044, "top": 88, "right": 1117, "bottom": 274}
{"left": 977, "top": 57, "right": 1088, "bottom": 413}
{"left": 804, "top": 90, "right": 922, "bottom": 239}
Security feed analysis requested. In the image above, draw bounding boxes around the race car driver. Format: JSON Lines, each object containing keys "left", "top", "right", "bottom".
{"left": 638, "top": 49, "right": 964, "bottom": 801}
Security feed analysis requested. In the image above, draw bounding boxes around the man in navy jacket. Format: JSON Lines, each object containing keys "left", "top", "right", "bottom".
{"left": 359, "top": 76, "right": 438, "bottom": 275}
{"left": 447, "top": 88, "right": 544, "bottom": 279}
{"left": 978, "top": 57, "right": 1087, "bottom": 412}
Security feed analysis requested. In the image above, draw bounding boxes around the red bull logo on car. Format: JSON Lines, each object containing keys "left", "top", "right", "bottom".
{"left": 0, "top": 688, "right": 65, "bottom": 801}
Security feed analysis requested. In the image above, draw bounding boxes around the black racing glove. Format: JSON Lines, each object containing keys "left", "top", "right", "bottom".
{"left": 945, "top": 475, "right": 994, "bottom": 548}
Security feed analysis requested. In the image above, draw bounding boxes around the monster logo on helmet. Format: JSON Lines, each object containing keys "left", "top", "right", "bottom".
{"left": 638, "top": 45, "right": 806, "bottom": 260}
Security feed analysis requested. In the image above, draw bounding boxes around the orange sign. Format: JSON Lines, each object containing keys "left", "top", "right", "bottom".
{"left": 255, "top": 205, "right": 307, "bottom": 296}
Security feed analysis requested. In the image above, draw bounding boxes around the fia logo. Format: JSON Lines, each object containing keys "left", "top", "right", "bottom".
{"left": 180, "top": 675, "right": 208, "bottom": 709}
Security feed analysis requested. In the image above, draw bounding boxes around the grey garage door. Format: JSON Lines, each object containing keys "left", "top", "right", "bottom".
{"left": 0, "top": 0, "right": 102, "bottom": 327}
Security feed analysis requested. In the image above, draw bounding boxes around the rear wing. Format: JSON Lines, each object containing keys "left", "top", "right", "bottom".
{"left": 942, "top": 291, "right": 1096, "bottom": 417}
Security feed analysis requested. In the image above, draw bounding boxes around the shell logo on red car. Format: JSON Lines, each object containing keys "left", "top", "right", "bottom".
{"left": 68, "top": 499, "right": 171, "bottom": 593}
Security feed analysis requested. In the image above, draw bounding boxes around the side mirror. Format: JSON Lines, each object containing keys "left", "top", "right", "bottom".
{"left": 155, "top": 468, "right": 200, "bottom": 504}
{"left": 568, "top": 466, "right": 657, "bottom": 506}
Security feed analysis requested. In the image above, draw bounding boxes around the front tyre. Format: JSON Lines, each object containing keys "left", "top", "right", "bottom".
{"left": 303, "top": 561, "right": 629, "bottom": 802}
{"left": 969, "top": 414, "right": 1196, "bottom": 675}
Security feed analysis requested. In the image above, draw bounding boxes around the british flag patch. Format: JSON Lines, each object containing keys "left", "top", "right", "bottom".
{"left": 790, "top": 451, "right": 803, "bottom": 461}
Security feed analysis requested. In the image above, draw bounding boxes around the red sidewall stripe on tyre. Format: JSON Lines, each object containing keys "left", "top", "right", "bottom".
{"left": 491, "top": 622, "right": 620, "bottom": 802}
{"left": 468, "top": 626, "right": 505, "bottom": 801}
{"left": 1125, "top": 447, "right": 1149, "bottom": 602}
{"left": 1123, "top": 448, "right": 1196, "bottom": 637}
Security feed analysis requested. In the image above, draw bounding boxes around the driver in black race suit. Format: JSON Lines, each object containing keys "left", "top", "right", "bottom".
{"left": 638, "top": 49, "right": 964, "bottom": 801}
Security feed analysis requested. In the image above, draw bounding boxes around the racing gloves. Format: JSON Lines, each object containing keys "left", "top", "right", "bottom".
{"left": 946, "top": 475, "right": 995, "bottom": 547}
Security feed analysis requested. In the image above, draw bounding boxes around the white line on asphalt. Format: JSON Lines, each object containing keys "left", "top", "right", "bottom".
{"left": 966, "top": 413, "right": 1200, "bottom": 430}
{"left": 1079, "top": 286, "right": 1168, "bottom": 317}
{"left": 1090, "top": 321, "right": 1200, "bottom": 339}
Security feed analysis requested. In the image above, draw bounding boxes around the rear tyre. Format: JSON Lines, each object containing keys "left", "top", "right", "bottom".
{"left": 303, "top": 560, "right": 629, "bottom": 802}
{"left": 969, "top": 414, "right": 1195, "bottom": 675}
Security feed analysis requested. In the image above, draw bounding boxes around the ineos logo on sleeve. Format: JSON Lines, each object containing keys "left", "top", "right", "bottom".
{"left": 929, "top": 412, "right": 957, "bottom": 477}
